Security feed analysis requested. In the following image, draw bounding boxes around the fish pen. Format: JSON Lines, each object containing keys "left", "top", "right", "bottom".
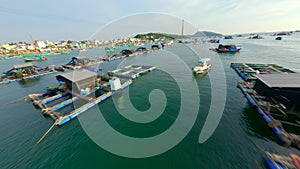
{"left": 232, "top": 63, "right": 300, "bottom": 149}
{"left": 97, "top": 47, "right": 152, "bottom": 62}
{"left": 0, "top": 63, "right": 56, "bottom": 85}
{"left": 231, "top": 63, "right": 295, "bottom": 81}
{"left": 107, "top": 65, "right": 156, "bottom": 79}
{"left": 28, "top": 66, "right": 155, "bottom": 126}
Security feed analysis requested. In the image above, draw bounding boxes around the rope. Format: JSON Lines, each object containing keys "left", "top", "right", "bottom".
{"left": 12, "top": 122, "right": 56, "bottom": 169}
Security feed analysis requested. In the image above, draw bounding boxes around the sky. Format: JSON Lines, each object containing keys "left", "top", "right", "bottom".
{"left": 0, "top": 0, "right": 299, "bottom": 43}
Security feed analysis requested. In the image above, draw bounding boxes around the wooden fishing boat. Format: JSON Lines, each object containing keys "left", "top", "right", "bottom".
{"left": 24, "top": 55, "right": 47, "bottom": 62}
{"left": 215, "top": 44, "right": 241, "bottom": 53}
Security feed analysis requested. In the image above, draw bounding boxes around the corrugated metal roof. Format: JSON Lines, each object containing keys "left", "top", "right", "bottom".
{"left": 255, "top": 73, "right": 300, "bottom": 88}
{"left": 57, "top": 69, "right": 96, "bottom": 82}
{"left": 14, "top": 63, "right": 33, "bottom": 69}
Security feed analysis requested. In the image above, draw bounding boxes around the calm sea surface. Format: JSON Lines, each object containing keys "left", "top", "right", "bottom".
{"left": 1, "top": 33, "right": 300, "bottom": 169}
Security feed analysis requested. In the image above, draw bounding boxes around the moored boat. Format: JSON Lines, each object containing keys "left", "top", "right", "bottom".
{"left": 24, "top": 55, "right": 47, "bottom": 62}
{"left": 215, "top": 44, "right": 241, "bottom": 53}
{"left": 192, "top": 58, "right": 211, "bottom": 74}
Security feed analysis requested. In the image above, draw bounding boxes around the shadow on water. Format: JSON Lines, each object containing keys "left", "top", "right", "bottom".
{"left": 240, "top": 105, "right": 282, "bottom": 144}
{"left": 17, "top": 78, "right": 40, "bottom": 87}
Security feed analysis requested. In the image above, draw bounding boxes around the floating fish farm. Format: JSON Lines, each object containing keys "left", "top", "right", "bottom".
{"left": 107, "top": 65, "right": 156, "bottom": 79}
{"left": 0, "top": 63, "right": 56, "bottom": 85}
{"left": 28, "top": 65, "right": 155, "bottom": 126}
{"left": 231, "top": 63, "right": 295, "bottom": 81}
{"left": 231, "top": 63, "right": 300, "bottom": 149}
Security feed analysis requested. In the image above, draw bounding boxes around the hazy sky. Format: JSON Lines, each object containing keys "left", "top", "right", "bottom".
{"left": 0, "top": 0, "right": 299, "bottom": 43}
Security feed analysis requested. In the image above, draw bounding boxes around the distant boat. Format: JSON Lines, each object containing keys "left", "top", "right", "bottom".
{"left": 249, "top": 35, "right": 264, "bottom": 39}
{"left": 273, "top": 32, "right": 292, "bottom": 36}
{"left": 24, "top": 55, "right": 47, "bottom": 62}
{"left": 209, "top": 39, "right": 220, "bottom": 43}
{"left": 192, "top": 58, "right": 211, "bottom": 74}
{"left": 214, "top": 44, "right": 241, "bottom": 53}
{"left": 275, "top": 37, "right": 282, "bottom": 40}
{"left": 224, "top": 35, "right": 233, "bottom": 39}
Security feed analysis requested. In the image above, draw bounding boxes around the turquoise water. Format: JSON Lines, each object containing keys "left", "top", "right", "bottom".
{"left": 1, "top": 33, "right": 300, "bottom": 169}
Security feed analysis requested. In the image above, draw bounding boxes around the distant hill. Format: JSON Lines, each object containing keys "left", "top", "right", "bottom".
{"left": 192, "top": 31, "right": 223, "bottom": 37}
{"left": 134, "top": 33, "right": 189, "bottom": 40}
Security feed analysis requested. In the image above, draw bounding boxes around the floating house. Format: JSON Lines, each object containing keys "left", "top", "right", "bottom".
{"left": 56, "top": 69, "right": 97, "bottom": 94}
{"left": 253, "top": 73, "right": 300, "bottom": 108}
{"left": 232, "top": 63, "right": 300, "bottom": 149}
{"left": 28, "top": 65, "right": 155, "bottom": 126}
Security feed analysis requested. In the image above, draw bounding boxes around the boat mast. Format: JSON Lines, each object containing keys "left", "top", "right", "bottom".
{"left": 181, "top": 19, "right": 184, "bottom": 37}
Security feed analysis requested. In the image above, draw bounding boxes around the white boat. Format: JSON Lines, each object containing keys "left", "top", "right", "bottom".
{"left": 192, "top": 58, "right": 211, "bottom": 74}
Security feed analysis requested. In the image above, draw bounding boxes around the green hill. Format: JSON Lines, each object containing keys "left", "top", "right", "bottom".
{"left": 192, "top": 31, "right": 223, "bottom": 37}
{"left": 134, "top": 33, "right": 188, "bottom": 40}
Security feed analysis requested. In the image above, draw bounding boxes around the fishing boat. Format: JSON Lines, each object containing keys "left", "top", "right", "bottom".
{"left": 224, "top": 35, "right": 233, "bottom": 39}
{"left": 24, "top": 55, "right": 47, "bottom": 62}
{"left": 215, "top": 44, "right": 241, "bottom": 53}
{"left": 192, "top": 58, "right": 211, "bottom": 74}
{"left": 265, "top": 152, "right": 300, "bottom": 169}
{"left": 249, "top": 34, "right": 264, "bottom": 39}
{"left": 0, "top": 63, "right": 56, "bottom": 84}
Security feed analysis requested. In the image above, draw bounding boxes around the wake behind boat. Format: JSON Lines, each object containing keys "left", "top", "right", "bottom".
{"left": 192, "top": 58, "right": 211, "bottom": 74}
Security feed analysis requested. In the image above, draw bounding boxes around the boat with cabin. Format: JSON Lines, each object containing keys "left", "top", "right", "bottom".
{"left": 215, "top": 44, "right": 241, "bottom": 53}
{"left": 192, "top": 58, "right": 211, "bottom": 74}
{"left": 24, "top": 55, "right": 47, "bottom": 62}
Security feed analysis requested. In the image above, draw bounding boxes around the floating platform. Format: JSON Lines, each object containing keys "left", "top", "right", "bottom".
{"left": 97, "top": 48, "right": 152, "bottom": 62}
{"left": 62, "top": 57, "right": 102, "bottom": 70}
{"left": 264, "top": 152, "right": 300, "bottom": 169}
{"left": 232, "top": 63, "right": 300, "bottom": 149}
{"left": 231, "top": 63, "right": 295, "bottom": 81}
{"left": 28, "top": 66, "right": 154, "bottom": 126}
{"left": 0, "top": 63, "right": 56, "bottom": 85}
{"left": 107, "top": 65, "right": 156, "bottom": 79}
